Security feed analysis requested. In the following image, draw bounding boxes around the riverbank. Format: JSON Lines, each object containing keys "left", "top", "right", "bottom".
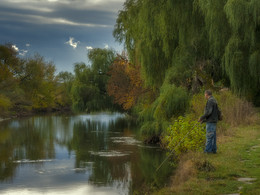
{"left": 154, "top": 113, "right": 260, "bottom": 195}
{"left": 0, "top": 106, "right": 72, "bottom": 123}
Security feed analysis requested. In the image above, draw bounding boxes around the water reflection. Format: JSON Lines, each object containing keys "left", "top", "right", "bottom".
{"left": 0, "top": 113, "right": 171, "bottom": 194}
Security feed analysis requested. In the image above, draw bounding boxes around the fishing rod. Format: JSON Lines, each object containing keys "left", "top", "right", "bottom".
{"left": 156, "top": 122, "right": 200, "bottom": 172}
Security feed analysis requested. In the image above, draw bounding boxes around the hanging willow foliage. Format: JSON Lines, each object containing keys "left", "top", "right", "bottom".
{"left": 223, "top": 0, "right": 260, "bottom": 100}
{"left": 114, "top": 0, "right": 260, "bottom": 103}
{"left": 114, "top": 0, "right": 207, "bottom": 88}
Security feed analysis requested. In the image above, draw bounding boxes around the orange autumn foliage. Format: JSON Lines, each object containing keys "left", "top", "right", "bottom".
{"left": 107, "top": 55, "right": 144, "bottom": 110}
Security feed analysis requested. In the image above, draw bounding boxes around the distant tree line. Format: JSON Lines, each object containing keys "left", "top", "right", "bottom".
{"left": 0, "top": 44, "right": 122, "bottom": 116}
{"left": 0, "top": 44, "right": 58, "bottom": 115}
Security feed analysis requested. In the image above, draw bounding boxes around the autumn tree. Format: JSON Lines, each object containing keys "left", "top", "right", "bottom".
{"left": 107, "top": 55, "right": 144, "bottom": 110}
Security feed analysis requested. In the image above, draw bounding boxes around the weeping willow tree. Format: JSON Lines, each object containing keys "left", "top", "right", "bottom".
{"left": 114, "top": 0, "right": 260, "bottom": 104}
{"left": 114, "top": 0, "right": 208, "bottom": 88}
{"left": 223, "top": 0, "right": 260, "bottom": 102}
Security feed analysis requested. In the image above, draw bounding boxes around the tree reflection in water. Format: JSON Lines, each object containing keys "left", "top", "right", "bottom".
{"left": 0, "top": 113, "right": 171, "bottom": 194}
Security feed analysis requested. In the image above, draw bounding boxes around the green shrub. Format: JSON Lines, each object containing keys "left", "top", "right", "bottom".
{"left": 140, "top": 121, "right": 160, "bottom": 137}
{"left": 140, "top": 120, "right": 171, "bottom": 137}
{"left": 137, "top": 97, "right": 159, "bottom": 123}
{"left": 154, "top": 85, "right": 190, "bottom": 121}
{"left": 138, "top": 85, "right": 190, "bottom": 140}
{"left": 0, "top": 95, "right": 12, "bottom": 111}
{"left": 162, "top": 116, "right": 205, "bottom": 157}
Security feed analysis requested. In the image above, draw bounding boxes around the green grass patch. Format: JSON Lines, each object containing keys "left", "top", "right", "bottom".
{"left": 154, "top": 122, "right": 260, "bottom": 195}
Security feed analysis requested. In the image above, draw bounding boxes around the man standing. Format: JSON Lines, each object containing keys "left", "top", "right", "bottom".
{"left": 199, "top": 90, "right": 219, "bottom": 154}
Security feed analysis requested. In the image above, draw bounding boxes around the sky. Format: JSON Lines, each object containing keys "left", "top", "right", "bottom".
{"left": 0, "top": 0, "right": 125, "bottom": 73}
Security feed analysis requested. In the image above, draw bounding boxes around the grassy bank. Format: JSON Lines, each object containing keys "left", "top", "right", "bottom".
{"left": 154, "top": 113, "right": 260, "bottom": 195}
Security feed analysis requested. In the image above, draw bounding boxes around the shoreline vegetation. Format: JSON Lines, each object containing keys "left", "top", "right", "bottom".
{"left": 0, "top": 107, "right": 71, "bottom": 122}
{"left": 132, "top": 92, "right": 259, "bottom": 194}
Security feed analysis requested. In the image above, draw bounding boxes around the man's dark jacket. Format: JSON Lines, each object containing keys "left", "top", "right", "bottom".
{"left": 200, "top": 96, "right": 219, "bottom": 123}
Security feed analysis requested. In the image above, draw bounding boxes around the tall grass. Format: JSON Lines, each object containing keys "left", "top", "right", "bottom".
{"left": 216, "top": 91, "right": 257, "bottom": 126}
{"left": 191, "top": 90, "right": 257, "bottom": 134}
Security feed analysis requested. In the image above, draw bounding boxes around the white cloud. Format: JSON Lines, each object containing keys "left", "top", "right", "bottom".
{"left": 104, "top": 44, "right": 109, "bottom": 49}
{"left": 0, "top": 12, "right": 111, "bottom": 28}
{"left": 1, "top": 0, "right": 124, "bottom": 14}
{"left": 19, "top": 49, "right": 28, "bottom": 56}
{"left": 1, "top": 0, "right": 53, "bottom": 12}
{"left": 65, "top": 37, "right": 80, "bottom": 49}
{"left": 11, "top": 44, "right": 28, "bottom": 56}
{"left": 12, "top": 44, "right": 19, "bottom": 52}
{"left": 86, "top": 46, "right": 93, "bottom": 50}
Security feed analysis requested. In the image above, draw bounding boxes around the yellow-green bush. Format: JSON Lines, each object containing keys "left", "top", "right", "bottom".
{"left": 0, "top": 95, "right": 12, "bottom": 111}
{"left": 162, "top": 116, "right": 205, "bottom": 157}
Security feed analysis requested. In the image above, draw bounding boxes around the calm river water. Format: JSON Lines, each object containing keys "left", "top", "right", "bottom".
{"left": 0, "top": 112, "right": 171, "bottom": 195}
